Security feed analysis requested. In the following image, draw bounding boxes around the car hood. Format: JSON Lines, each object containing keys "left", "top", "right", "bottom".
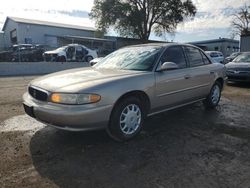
{"left": 226, "top": 62, "right": 250, "bottom": 70}
{"left": 44, "top": 49, "right": 62, "bottom": 54}
{"left": 30, "top": 67, "right": 147, "bottom": 92}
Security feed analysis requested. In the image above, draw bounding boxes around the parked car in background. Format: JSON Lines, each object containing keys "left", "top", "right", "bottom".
{"left": 226, "top": 52, "right": 250, "bottom": 82}
{"left": 43, "top": 44, "right": 98, "bottom": 62}
{"left": 224, "top": 52, "right": 242, "bottom": 64}
{"left": 11, "top": 44, "right": 33, "bottom": 62}
{"left": 23, "top": 43, "right": 226, "bottom": 141}
{"left": 205, "top": 51, "right": 224, "bottom": 64}
{"left": 0, "top": 44, "right": 45, "bottom": 62}
{"left": 12, "top": 44, "right": 46, "bottom": 62}
{"left": 0, "top": 49, "right": 12, "bottom": 62}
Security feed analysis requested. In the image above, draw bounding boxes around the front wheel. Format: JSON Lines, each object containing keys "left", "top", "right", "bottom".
{"left": 203, "top": 81, "right": 222, "bottom": 109}
{"left": 86, "top": 56, "right": 93, "bottom": 63}
{"left": 57, "top": 56, "right": 66, "bottom": 62}
{"left": 107, "top": 97, "right": 146, "bottom": 141}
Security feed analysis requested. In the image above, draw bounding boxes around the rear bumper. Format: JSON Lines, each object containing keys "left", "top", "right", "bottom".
{"left": 23, "top": 92, "right": 113, "bottom": 131}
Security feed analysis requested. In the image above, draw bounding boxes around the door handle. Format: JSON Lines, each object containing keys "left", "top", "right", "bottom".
{"left": 210, "top": 71, "right": 215, "bottom": 74}
{"left": 184, "top": 74, "right": 191, "bottom": 79}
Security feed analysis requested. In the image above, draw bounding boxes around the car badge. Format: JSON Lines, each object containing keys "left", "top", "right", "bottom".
{"left": 234, "top": 70, "right": 240, "bottom": 74}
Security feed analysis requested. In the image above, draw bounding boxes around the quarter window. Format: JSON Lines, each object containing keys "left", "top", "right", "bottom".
{"left": 160, "top": 46, "right": 187, "bottom": 69}
{"left": 185, "top": 47, "right": 204, "bottom": 67}
{"left": 200, "top": 52, "right": 211, "bottom": 65}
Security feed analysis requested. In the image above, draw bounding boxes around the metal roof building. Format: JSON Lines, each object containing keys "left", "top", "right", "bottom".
{"left": 1, "top": 17, "right": 96, "bottom": 48}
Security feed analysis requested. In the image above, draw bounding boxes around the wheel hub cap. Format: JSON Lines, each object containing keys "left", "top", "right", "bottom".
{"left": 211, "top": 85, "right": 220, "bottom": 104}
{"left": 120, "top": 104, "right": 141, "bottom": 135}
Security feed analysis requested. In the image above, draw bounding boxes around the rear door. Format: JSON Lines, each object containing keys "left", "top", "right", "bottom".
{"left": 184, "top": 46, "right": 214, "bottom": 99}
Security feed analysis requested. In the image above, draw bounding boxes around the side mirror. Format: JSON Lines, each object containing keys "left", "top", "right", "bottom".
{"left": 157, "top": 62, "right": 179, "bottom": 71}
{"left": 90, "top": 57, "right": 104, "bottom": 66}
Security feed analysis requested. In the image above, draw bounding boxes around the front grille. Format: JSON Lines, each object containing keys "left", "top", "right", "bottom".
{"left": 44, "top": 54, "right": 58, "bottom": 61}
{"left": 227, "top": 70, "right": 250, "bottom": 74}
{"left": 228, "top": 76, "right": 248, "bottom": 81}
{"left": 28, "top": 86, "right": 48, "bottom": 101}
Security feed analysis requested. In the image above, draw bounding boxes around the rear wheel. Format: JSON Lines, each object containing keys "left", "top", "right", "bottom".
{"left": 107, "top": 97, "right": 146, "bottom": 141}
{"left": 203, "top": 81, "right": 222, "bottom": 109}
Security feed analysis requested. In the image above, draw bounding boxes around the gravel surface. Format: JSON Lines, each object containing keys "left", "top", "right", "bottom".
{"left": 0, "top": 76, "right": 250, "bottom": 188}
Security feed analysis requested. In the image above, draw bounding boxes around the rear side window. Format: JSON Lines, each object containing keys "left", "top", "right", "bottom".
{"left": 160, "top": 46, "right": 187, "bottom": 69}
{"left": 185, "top": 46, "right": 204, "bottom": 67}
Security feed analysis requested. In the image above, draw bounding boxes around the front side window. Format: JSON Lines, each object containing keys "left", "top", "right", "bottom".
{"left": 160, "top": 46, "right": 187, "bottom": 69}
{"left": 185, "top": 47, "right": 204, "bottom": 67}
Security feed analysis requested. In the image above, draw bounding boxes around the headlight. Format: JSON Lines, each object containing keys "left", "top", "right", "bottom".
{"left": 50, "top": 93, "right": 101, "bottom": 104}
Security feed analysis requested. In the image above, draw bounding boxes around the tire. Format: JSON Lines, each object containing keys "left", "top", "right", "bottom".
{"left": 86, "top": 56, "right": 93, "bottom": 63}
{"left": 57, "top": 56, "right": 66, "bottom": 62}
{"left": 107, "top": 96, "right": 146, "bottom": 142}
{"left": 203, "top": 81, "right": 222, "bottom": 109}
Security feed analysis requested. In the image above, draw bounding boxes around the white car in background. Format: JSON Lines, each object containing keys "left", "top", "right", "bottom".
{"left": 43, "top": 44, "right": 98, "bottom": 62}
{"left": 205, "top": 51, "right": 224, "bottom": 64}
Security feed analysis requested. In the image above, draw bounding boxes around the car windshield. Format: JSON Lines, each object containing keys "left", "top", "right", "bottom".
{"left": 94, "top": 46, "right": 162, "bottom": 71}
{"left": 56, "top": 46, "right": 67, "bottom": 51}
{"left": 229, "top": 52, "right": 239, "bottom": 58}
{"left": 233, "top": 53, "right": 250, "bottom": 63}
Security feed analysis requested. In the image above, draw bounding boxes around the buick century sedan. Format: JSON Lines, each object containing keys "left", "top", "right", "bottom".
{"left": 23, "top": 43, "right": 226, "bottom": 141}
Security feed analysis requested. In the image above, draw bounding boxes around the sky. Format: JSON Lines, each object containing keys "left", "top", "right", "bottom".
{"left": 0, "top": 0, "right": 249, "bottom": 42}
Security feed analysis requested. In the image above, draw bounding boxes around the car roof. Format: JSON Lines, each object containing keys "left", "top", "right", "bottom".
{"left": 123, "top": 42, "right": 200, "bottom": 49}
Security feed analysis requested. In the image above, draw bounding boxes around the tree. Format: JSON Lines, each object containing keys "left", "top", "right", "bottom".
{"left": 231, "top": 5, "right": 250, "bottom": 37}
{"left": 89, "top": 0, "right": 196, "bottom": 42}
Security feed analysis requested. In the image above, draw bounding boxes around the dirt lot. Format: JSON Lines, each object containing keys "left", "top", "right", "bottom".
{"left": 0, "top": 76, "right": 250, "bottom": 188}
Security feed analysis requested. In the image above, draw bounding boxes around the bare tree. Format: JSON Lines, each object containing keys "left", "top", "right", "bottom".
{"left": 231, "top": 4, "right": 250, "bottom": 37}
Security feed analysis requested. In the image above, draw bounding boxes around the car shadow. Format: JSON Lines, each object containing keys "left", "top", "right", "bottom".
{"left": 29, "top": 102, "right": 231, "bottom": 188}
{"left": 227, "top": 81, "right": 250, "bottom": 88}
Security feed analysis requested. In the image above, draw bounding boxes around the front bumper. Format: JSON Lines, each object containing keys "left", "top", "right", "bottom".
{"left": 23, "top": 92, "right": 113, "bottom": 131}
{"left": 226, "top": 71, "right": 250, "bottom": 82}
{"left": 43, "top": 53, "right": 58, "bottom": 62}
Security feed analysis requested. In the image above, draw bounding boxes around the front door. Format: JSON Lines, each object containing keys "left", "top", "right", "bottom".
{"left": 153, "top": 46, "right": 195, "bottom": 111}
{"left": 66, "top": 46, "right": 76, "bottom": 61}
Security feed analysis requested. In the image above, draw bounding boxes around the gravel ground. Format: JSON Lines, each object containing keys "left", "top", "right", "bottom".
{"left": 0, "top": 76, "right": 250, "bottom": 188}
